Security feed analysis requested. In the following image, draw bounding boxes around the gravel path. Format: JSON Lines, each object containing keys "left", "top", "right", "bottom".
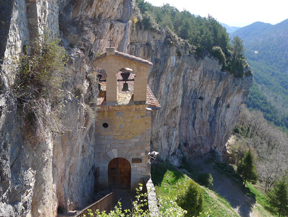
{"left": 189, "top": 155, "right": 257, "bottom": 217}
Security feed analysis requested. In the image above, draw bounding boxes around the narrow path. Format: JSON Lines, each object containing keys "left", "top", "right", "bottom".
{"left": 188, "top": 155, "right": 257, "bottom": 217}
{"left": 117, "top": 189, "right": 135, "bottom": 211}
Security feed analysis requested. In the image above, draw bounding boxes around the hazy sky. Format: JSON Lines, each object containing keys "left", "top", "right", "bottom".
{"left": 145, "top": 0, "right": 288, "bottom": 27}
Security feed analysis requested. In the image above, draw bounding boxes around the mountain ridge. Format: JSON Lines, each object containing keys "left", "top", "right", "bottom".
{"left": 220, "top": 22, "right": 240, "bottom": 33}
{"left": 230, "top": 18, "right": 288, "bottom": 129}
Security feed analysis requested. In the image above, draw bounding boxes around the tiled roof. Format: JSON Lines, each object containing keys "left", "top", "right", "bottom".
{"left": 95, "top": 48, "right": 153, "bottom": 66}
{"left": 114, "top": 51, "right": 153, "bottom": 66}
{"left": 146, "top": 85, "right": 161, "bottom": 108}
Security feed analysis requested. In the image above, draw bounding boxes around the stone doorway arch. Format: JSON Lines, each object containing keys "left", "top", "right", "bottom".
{"left": 108, "top": 158, "right": 131, "bottom": 189}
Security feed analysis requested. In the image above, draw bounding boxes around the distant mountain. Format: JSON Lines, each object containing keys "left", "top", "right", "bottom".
{"left": 230, "top": 19, "right": 288, "bottom": 129}
{"left": 220, "top": 23, "right": 240, "bottom": 33}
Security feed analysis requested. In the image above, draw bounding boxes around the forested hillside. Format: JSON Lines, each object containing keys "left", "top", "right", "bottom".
{"left": 134, "top": 0, "right": 251, "bottom": 78}
{"left": 230, "top": 20, "right": 288, "bottom": 130}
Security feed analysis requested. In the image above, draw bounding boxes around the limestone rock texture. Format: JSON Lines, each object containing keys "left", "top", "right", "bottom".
{"left": 0, "top": 0, "right": 252, "bottom": 216}
{"left": 128, "top": 30, "right": 253, "bottom": 165}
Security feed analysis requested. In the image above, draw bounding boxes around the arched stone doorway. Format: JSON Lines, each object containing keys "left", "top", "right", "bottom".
{"left": 108, "top": 158, "right": 131, "bottom": 189}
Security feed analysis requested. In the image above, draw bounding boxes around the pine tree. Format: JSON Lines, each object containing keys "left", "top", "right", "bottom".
{"left": 237, "top": 149, "right": 258, "bottom": 184}
{"left": 231, "top": 36, "right": 245, "bottom": 60}
{"left": 267, "top": 177, "right": 288, "bottom": 217}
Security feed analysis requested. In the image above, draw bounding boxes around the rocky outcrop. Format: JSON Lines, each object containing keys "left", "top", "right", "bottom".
{"left": 0, "top": 0, "right": 252, "bottom": 216}
{"left": 128, "top": 28, "right": 252, "bottom": 166}
{"left": 0, "top": 0, "right": 99, "bottom": 216}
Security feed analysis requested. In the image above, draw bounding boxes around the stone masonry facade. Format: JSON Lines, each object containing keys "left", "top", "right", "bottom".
{"left": 93, "top": 48, "right": 159, "bottom": 191}
{"left": 95, "top": 104, "right": 151, "bottom": 190}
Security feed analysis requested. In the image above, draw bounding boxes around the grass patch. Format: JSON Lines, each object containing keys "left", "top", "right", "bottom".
{"left": 214, "top": 161, "right": 275, "bottom": 217}
{"left": 246, "top": 183, "right": 277, "bottom": 217}
{"left": 201, "top": 189, "right": 238, "bottom": 217}
{"left": 151, "top": 161, "right": 238, "bottom": 217}
{"left": 246, "top": 183, "right": 269, "bottom": 210}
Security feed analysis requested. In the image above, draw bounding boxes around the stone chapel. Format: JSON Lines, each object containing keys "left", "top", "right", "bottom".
{"left": 92, "top": 47, "right": 160, "bottom": 191}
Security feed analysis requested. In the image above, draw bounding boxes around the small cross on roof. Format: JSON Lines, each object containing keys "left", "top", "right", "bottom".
{"left": 108, "top": 38, "right": 113, "bottom": 48}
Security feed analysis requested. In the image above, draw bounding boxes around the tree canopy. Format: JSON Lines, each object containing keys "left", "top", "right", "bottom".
{"left": 231, "top": 20, "right": 288, "bottom": 131}
{"left": 267, "top": 177, "right": 288, "bottom": 217}
{"left": 134, "top": 0, "right": 250, "bottom": 77}
{"left": 237, "top": 149, "right": 258, "bottom": 184}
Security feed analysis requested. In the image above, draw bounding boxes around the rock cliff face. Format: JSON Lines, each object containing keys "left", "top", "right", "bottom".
{"left": 128, "top": 30, "right": 253, "bottom": 165}
{"left": 0, "top": 0, "right": 252, "bottom": 216}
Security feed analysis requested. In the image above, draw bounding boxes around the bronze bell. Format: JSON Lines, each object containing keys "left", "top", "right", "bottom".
{"left": 122, "top": 83, "right": 129, "bottom": 91}
{"left": 97, "top": 74, "right": 103, "bottom": 80}
{"left": 121, "top": 71, "right": 130, "bottom": 91}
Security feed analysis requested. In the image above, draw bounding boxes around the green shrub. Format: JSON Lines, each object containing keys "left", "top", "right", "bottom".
{"left": 198, "top": 173, "right": 213, "bottom": 188}
{"left": 13, "top": 33, "right": 69, "bottom": 136}
{"left": 85, "top": 104, "right": 95, "bottom": 126}
{"left": 87, "top": 73, "right": 97, "bottom": 83}
{"left": 75, "top": 83, "right": 85, "bottom": 97}
{"left": 141, "top": 12, "right": 159, "bottom": 32}
{"left": 177, "top": 180, "right": 204, "bottom": 216}
{"left": 177, "top": 50, "right": 182, "bottom": 57}
{"left": 233, "top": 127, "right": 241, "bottom": 134}
{"left": 212, "top": 46, "right": 226, "bottom": 66}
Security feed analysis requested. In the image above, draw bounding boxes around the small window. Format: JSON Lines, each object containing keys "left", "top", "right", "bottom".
{"left": 102, "top": 123, "right": 109, "bottom": 128}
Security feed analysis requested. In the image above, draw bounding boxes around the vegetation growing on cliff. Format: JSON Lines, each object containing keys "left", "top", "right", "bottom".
{"left": 134, "top": 0, "right": 251, "bottom": 77}
{"left": 12, "top": 34, "right": 69, "bottom": 137}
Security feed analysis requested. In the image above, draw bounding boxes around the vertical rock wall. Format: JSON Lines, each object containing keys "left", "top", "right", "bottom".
{"left": 0, "top": 0, "right": 253, "bottom": 216}
{"left": 128, "top": 28, "right": 253, "bottom": 165}
{"left": 0, "top": 0, "right": 97, "bottom": 216}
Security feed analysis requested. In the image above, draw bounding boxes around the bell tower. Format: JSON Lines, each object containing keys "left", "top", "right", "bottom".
{"left": 92, "top": 47, "right": 160, "bottom": 190}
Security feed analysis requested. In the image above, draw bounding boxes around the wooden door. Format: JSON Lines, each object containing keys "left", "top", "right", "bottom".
{"left": 108, "top": 158, "right": 131, "bottom": 189}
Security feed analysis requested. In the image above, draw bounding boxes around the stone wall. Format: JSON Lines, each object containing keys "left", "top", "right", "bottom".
{"left": 95, "top": 104, "right": 151, "bottom": 190}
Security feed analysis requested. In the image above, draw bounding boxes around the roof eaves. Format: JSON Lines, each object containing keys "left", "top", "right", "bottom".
{"left": 115, "top": 51, "right": 153, "bottom": 66}
{"left": 95, "top": 52, "right": 107, "bottom": 61}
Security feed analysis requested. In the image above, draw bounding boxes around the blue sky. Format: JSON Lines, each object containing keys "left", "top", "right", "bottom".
{"left": 145, "top": 0, "right": 288, "bottom": 27}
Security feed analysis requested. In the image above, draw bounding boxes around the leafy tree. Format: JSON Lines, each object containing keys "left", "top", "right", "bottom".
{"left": 212, "top": 46, "right": 226, "bottom": 67}
{"left": 237, "top": 149, "right": 258, "bottom": 184}
{"left": 228, "top": 36, "right": 247, "bottom": 77}
{"left": 230, "top": 22, "right": 288, "bottom": 129}
{"left": 135, "top": 0, "right": 249, "bottom": 77}
{"left": 231, "top": 36, "right": 245, "bottom": 61}
{"left": 267, "top": 177, "right": 288, "bottom": 217}
{"left": 198, "top": 173, "right": 213, "bottom": 188}
{"left": 233, "top": 106, "right": 288, "bottom": 191}
{"left": 177, "top": 180, "right": 204, "bottom": 217}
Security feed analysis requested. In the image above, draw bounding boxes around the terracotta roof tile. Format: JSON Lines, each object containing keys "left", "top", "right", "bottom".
{"left": 146, "top": 85, "right": 161, "bottom": 108}
{"left": 94, "top": 48, "right": 153, "bottom": 66}
{"left": 115, "top": 50, "right": 154, "bottom": 66}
